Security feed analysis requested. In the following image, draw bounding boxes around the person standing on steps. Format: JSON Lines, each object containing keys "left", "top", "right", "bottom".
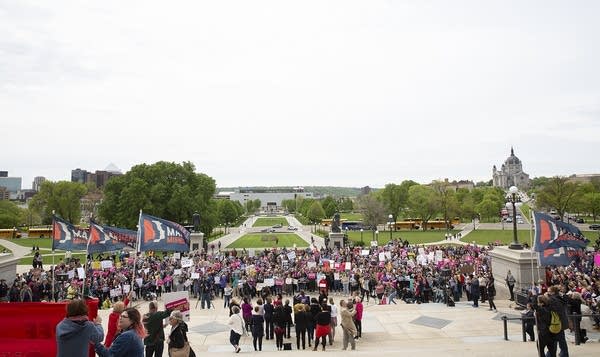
{"left": 506, "top": 270, "right": 516, "bottom": 301}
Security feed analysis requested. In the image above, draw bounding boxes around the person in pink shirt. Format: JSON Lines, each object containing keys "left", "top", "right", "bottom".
{"left": 353, "top": 296, "right": 363, "bottom": 339}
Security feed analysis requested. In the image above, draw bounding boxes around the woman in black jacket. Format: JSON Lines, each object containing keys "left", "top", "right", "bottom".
{"left": 294, "top": 304, "right": 308, "bottom": 350}
{"left": 167, "top": 310, "right": 195, "bottom": 357}
{"left": 250, "top": 306, "right": 265, "bottom": 351}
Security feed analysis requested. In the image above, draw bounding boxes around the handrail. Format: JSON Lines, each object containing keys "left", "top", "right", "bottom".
{"left": 501, "top": 312, "right": 599, "bottom": 345}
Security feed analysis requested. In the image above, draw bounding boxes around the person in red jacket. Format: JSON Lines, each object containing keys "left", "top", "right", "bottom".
{"left": 104, "top": 292, "right": 131, "bottom": 347}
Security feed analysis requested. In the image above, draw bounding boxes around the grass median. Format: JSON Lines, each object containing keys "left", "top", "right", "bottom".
{"left": 227, "top": 233, "right": 309, "bottom": 248}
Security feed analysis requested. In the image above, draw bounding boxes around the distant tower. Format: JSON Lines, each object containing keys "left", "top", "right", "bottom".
{"left": 32, "top": 176, "right": 46, "bottom": 192}
{"left": 492, "top": 147, "right": 530, "bottom": 190}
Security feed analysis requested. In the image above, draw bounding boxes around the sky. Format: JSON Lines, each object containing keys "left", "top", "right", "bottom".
{"left": 2, "top": 0, "right": 599, "bottom": 190}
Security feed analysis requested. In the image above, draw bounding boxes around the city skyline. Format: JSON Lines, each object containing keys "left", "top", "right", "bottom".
{"left": 3, "top": 1, "right": 599, "bottom": 189}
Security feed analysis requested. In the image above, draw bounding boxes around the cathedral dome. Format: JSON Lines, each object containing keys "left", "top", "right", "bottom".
{"left": 504, "top": 147, "right": 521, "bottom": 165}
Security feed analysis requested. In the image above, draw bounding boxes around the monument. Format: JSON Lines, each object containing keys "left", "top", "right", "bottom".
{"left": 489, "top": 246, "right": 544, "bottom": 302}
{"left": 327, "top": 212, "right": 345, "bottom": 249}
{"left": 190, "top": 212, "right": 205, "bottom": 251}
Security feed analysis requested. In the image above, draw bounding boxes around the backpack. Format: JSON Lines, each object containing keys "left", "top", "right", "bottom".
{"left": 549, "top": 311, "right": 561, "bottom": 334}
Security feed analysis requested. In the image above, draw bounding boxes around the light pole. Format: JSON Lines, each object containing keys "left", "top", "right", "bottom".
{"left": 360, "top": 228, "right": 364, "bottom": 244}
{"left": 375, "top": 230, "right": 379, "bottom": 244}
{"left": 507, "top": 186, "right": 523, "bottom": 250}
{"left": 388, "top": 214, "right": 394, "bottom": 242}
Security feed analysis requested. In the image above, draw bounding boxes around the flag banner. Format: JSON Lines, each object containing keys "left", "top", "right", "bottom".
{"left": 138, "top": 213, "right": 190, "bottom": 252}
{"left": 88, "top": 220, "right": 137, "bottom": 253}
{"left": 533, "top": 212, "right": 589, "bottom": 251}
{"left": 538, "top": 246, "right": 585, "bottom": 267}
{"left": 52, "top": 215, "right": 89, "bottom": 251}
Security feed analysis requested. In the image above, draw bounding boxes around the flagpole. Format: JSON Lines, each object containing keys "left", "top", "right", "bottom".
{"left": 530, "top": 209, "right": 535, "bottom": 289}
{"left": 51, "top": 211, "right": 56, "bottom": 302}
{"left": 133, "top": 209, "right": 142, "bottom": 301}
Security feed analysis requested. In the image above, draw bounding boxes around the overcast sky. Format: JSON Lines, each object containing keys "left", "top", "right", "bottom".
{"left": 2, "top": 1, "right": 599, "bottom": 190}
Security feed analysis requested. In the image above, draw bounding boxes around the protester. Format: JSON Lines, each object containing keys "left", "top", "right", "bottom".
{"left": 143, "top": 301, "right": 172, "bottom": 357}
{"left": 167, "top": 310, "right": 195, "bottom": 357}
{"left": 339, "top": 300, "right": 357, "bottom": 350}
{"left": 105, "top": 293, "right": 131, "bottom": 347}
{"left": 95, "top": 307, "right": 145, "bottom": 357}
{"left": 251, "top": 305, "right": 265, "bottom": 351}
{"left": 313, "top": 303, "right": 331, "bottom": 351}
{"left": 56, "top": 299, "right": 104, "bottom": 357}
{"left": 227, "top": 305, "right": 245, "bottom": 353}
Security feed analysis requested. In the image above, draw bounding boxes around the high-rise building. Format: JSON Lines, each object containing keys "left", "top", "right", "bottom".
{"left": 32, "top": 176, "right": 46, "bottom": 192}
{"left": 0, "top": 187, "right": 8, "bottom": 200}
{"left": 0, "top": 176, "right": 22, "bottom": 200}
{"left": 71, "top": 168, "right": 89, "bottom": 184}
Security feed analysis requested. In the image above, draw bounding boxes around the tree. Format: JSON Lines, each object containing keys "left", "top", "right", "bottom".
{"left": 99, "top": 161, "right": 216, "bottom": 230}
{"left": 407, "top": 185, "right": 438, "bottom": 229}
{"left": 321, "top": 196, "right": 338, "bottom": 218}
{"left": 30, "top": 181, "right": 87, "bottom": 224}
{"left": 582, "top": 191, "right": 600, "bottom": 221}
{"left": 380, "top": 184, "right": 403, "bottom": 224}
{"left": 0, "top": 201, "right": 25, "bottom": 228}
{"left": 358, "top": 194, "right": 386, "bottom": 235}
{"left": 535, "top": 176, "right": 581, "bottom": 220}
{"left": 432, "top": 181, "right": 459, "bottom": 230}
{"left": 338, "top": 197, "right": 354, "bottom": 212}
{"left": 218, "top": 200, "right": 240, "bottom": 233}
{"left": 306, "top": 201, "right": 326, "bottom": 228}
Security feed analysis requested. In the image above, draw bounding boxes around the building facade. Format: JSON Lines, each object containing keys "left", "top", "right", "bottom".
{"left": 32, "top": 176, "right": 46, "bottom": 192}
{"left": 492, "top": 148, "right": 530, "bottom": 190}
{"left": 222, "top": 187, "right": 316, "bottom": 212}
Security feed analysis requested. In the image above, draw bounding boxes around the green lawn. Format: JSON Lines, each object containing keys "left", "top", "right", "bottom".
{"left": 20, "top": 253, "right": 87, "bottom": 265}
{"left": 340, "top": 213, "right": 363, "bottom": 221}
{"left": 464, "top": 229, "right": 532, "bottom": 246}
{"left": 227, "top": 233, "right": 308, "bottom": 248}
{"left": 252, "top": 217, "right": 289, "bottom": 227}
{"left": 346, "top": 229, "right": 460, "bottom": 245}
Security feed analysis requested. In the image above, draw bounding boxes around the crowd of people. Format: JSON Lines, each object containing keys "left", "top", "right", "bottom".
{"left": 1, "top": 235, "right": 599, "bottom": 355}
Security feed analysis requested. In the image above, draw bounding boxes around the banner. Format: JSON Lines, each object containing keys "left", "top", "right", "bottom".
{"left": 538, "top": 247, "right": 584, "bottom": 267}
{"left": 88, "top": 220, "right": 137, "bottom": 253}
{"left": 52, "top": 215, "right": 89, "bottom": 251}
{"left": 138, "top": 213, "right": 191, "bottom": 252}
{"left": 533, "top": 212, "right": 588, "bottom": 251}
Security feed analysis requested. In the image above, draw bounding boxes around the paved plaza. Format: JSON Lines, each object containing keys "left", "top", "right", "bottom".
{"left": 92, "top": 294, "right": 599, "bottom": 357}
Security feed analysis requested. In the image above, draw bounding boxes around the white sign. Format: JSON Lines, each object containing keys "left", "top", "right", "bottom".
{"left": 378, "top": 252, "right": 386, "bottom": 262}
{"left": 287, "top": 251, "right": 296, "bottom": 260}
{"left": 370, "top": 241, "right": 378, "bottom": 247}
{"left": 345, "top": 262, "right": 351, "bottom": 270}
{"left": 264, "top": 278, "right": 274, "bottom": 286}
{"left": 174, "top": 252, "right": 181, "bottom": 259}
{"left": 163, "top": 291, "right": 191, "bottom": 322}
{"left": 334, "top": 273, "right": 340, "bottom": 280}
{"left": 307, "top": 262, "right": 316, "bottom": 268}
{"left": 285, "top": 278, "right": 293, "bottom": 285}
{"left": 181, "top": 258, "right": 192, "bottom": 268}
{"left": 136, "top": 278, "right": 143, "bottom": 287}
{"left": 67, "top": 270, "right": 75, "bottom": 279}
{"left": 77, "top": 267, "right": 86, "bottom": 280}
{"left": 361, "top": 250, "right": 370, "bottom": 256}
{"left": 191, "top": 272, "right": 200, "bottom": 279}
{"left": 123, "top": 284, "right": 131, "bottom": 294}
{"left": 174, "top": 269, "right": 182, "bottom": 276}
{"left": 101, "top": 260, "right": 113, "bottom": 269}
{"left": 435, "top": 250, "right": 443, "bottom": 263}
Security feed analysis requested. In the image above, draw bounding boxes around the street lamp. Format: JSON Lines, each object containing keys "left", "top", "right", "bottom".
{"left": 506, "top": 186, "right": 523, "bottom": 250}
{"left": 360, "top": 228, "right": 364, "bottom": 244}
{"left": 388, "top": 214, "right": 394, "bottom": 242}
{"left": 375, "top": 230, "right": 379, "bottom": 244}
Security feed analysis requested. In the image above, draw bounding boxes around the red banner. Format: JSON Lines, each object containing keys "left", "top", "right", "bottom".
{"left": 0, "top": 298, "right": 98, "bottom": 357}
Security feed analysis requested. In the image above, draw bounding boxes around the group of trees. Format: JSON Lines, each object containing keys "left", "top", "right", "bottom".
{"left": 4, "top": 163, "right": 600, "bottom": 235}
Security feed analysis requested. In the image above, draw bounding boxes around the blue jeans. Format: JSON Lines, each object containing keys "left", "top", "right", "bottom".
{"left": 388, "top": 291, "right": 397, "bottom": 304}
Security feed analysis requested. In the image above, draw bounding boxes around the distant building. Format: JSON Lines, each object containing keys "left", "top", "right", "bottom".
{"left": 71, "top": 165, "right": 122, "bottom": 188}
{"left": 223, "top": 187, "right": 315, "bottom": 212}
{"left": 17, "top": 189, "right": 36, "bottom": 201}
{"left": 432, "top": 179, "right": 475, "bottom": 191}
{"left": 360, "top": 186, "right": 371, "bottom": 195}
{"left": 567, "top": 174, "right": 600, "bottom": 184}
{"left": 492, "top": 147, "right": 530, "bottom": 190}
{"left": 0, "top": 187, "right": 8, "bottom": 200}
{"left": 32, "top": 176, "right": 46, "bottom": 192}
{"left": 0, "top": 176, "right": 22, "bottom": 199}
{"left": 0, "top": 171, "right": 7, "bottom": 178}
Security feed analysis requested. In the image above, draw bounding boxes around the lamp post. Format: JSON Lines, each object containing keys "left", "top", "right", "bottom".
{"left": 375, "top": 230, "right": 379, "bottom": 244}
{"left": 360, "top": 228, "right": 364, "bottom": 244}
{"left": 507, "top": 186, "right": 523, "bottom": 250}
{"left": 388, "top": 214, "right": 394, "bottom": 242}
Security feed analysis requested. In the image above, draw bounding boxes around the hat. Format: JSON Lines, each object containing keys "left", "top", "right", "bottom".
{"left": 169, "top": 310, "right": 184, "bottom": 322}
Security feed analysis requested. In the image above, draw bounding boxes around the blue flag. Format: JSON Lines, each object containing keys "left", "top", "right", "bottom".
{"left": 87, "top": 220, "right": 137, "bottom": 253}
{"left": 538, "top": 246, "right": 585, "bottom": 267}
{"left": 138, "top": 213, "right": 190, "bottom": 252}
{"left": 533, "top": 212, "right": 588, "bottom": 252}
{"left": 52, "top": 215, "right": 89, "bottom": 251}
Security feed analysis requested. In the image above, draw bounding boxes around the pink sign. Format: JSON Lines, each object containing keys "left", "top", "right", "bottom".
{"left": 594, "top": 253, "right": 600, "bottom": 266}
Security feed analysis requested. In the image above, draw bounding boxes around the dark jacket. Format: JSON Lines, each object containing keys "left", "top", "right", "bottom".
{"left": 263, "top": 302, "right": 274, "bottom": 321}
{"left": 95, "top": 328, "right": 144, "bottom": 357}
{"left": 548, "top": 294, "right": 569, "bottom": 331}
{"left": 294, "top": 311, "right": 309, "bottom": 332}
{"left": 56, "top": 318, "right": 104, "bottom": 357}
{"left": 168, "top": 322, "right": 189, "bottom": 349}
{"left": 251, "top": 313, "right": 265, "bottom": 337}
{"left": 143, "top": 310, "right": 171, "bottom": 346}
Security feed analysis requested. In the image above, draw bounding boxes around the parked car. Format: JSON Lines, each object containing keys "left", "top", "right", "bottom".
{"left": 589, "top": 224, "right": 600, "bottom": 230}
{"left": 505, "top": 217, "right": 513, "bottom": 223}
{"left": 260, "top": 228, "right": 276, "bottom": 233}
{"left": 575, "top": 218, "right": 584, "bottom": 224}
{"left": 517, "top": 219, "right": 524, "bottom": 224}
{"left": 287, "top": 226, "right": 298, "bottom": 231}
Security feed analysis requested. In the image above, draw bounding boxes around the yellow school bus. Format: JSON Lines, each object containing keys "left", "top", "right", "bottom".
{"left": 0, "top": 228, "right": 21, "bottom": 238}
{"left": 27, "top": 227, "right": 53, "bottom": 238}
